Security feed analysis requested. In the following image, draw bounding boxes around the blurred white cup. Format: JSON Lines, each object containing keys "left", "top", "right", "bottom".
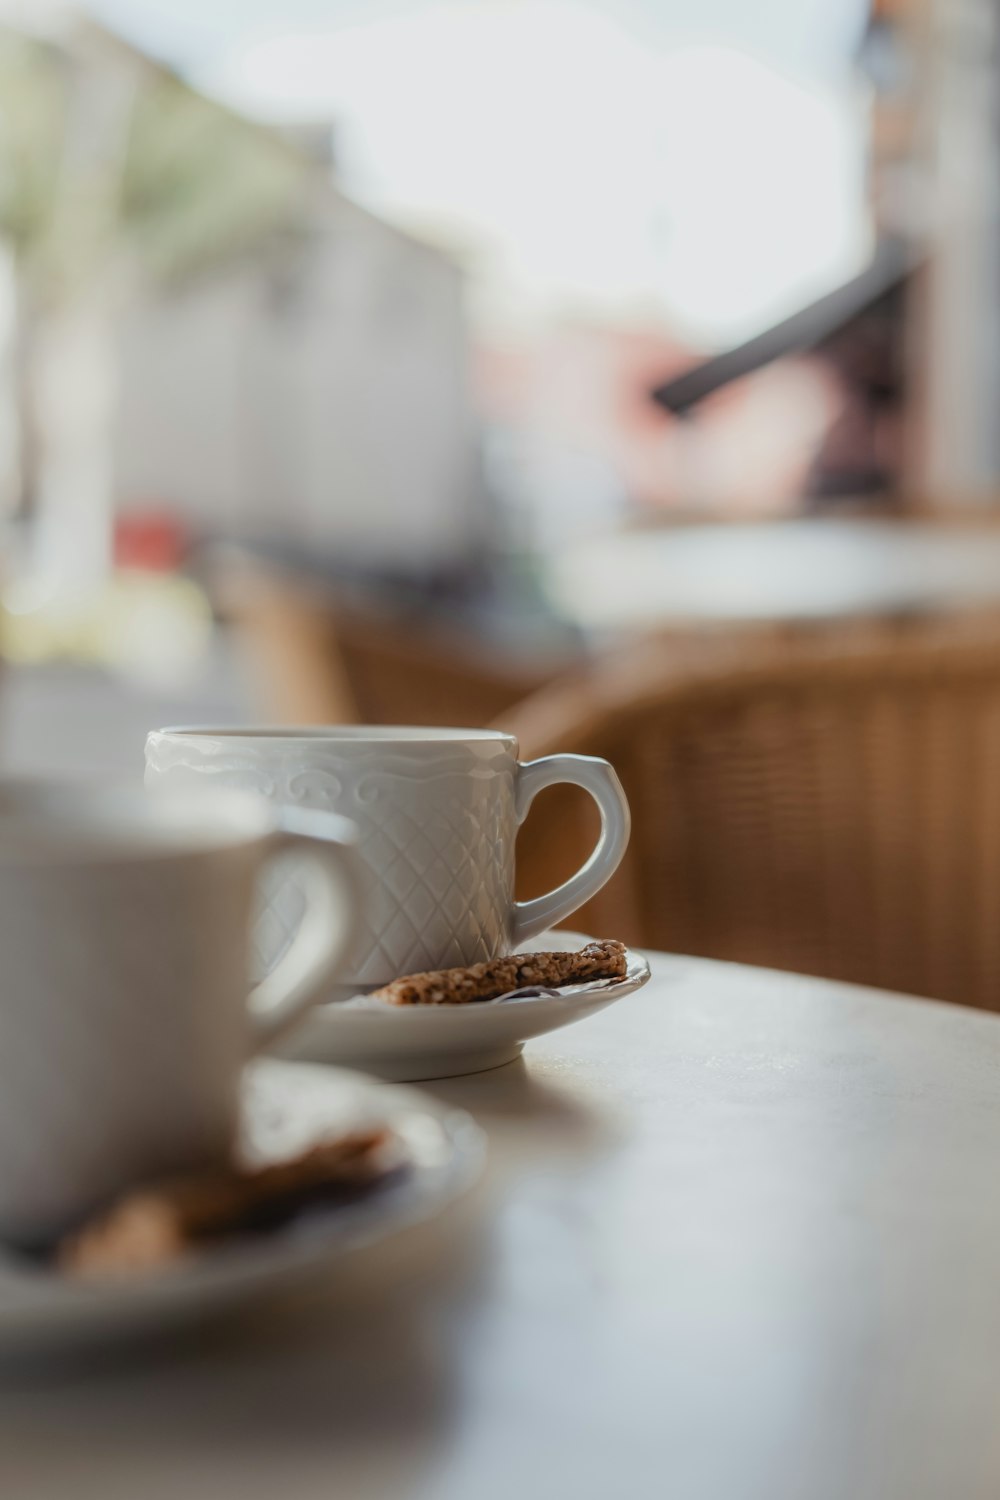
{"left": 0, "top": 781, "right": 360, "bottom": 1246}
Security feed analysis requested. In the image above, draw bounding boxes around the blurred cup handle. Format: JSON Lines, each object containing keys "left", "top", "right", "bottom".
{"left": 247, "top": 809, "right": 362, "bottom": 1051}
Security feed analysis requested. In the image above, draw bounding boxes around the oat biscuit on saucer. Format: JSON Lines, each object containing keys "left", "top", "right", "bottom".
{"left": 370, "top": 939, "right": 628, "bottom": 1006}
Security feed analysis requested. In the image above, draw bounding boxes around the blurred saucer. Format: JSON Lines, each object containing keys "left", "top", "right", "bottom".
{"left": 275, "top": 931, "right": 651, "bottom": 1082}
{"left": 0, "top": 1062, "right": 484, "bottom": 1360}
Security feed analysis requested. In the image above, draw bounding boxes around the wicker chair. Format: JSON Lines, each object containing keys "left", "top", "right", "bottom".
{"left": 502, "top": 620, "right": 1000, "bottom": 1010}
{"left": 215, "top": 557, "right": 578, "bottom": 729}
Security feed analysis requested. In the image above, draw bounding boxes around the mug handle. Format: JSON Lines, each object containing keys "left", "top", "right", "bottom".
{"left": 247, "top": 809, "right": 363, "bottom": 1052}
{"left": 510, "top": 754, "right": 630, "bottom": 948}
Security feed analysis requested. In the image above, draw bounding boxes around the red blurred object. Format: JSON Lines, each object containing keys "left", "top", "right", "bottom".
{"left": 114, "top": 508, "right": 188, "bottom": 572}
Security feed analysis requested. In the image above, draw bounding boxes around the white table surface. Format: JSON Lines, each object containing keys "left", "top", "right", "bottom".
{"left": 6, "top": 953, "right": 1000, "bottom": 1500}
{"left": 544, "top": 519, "right": 1000, "bottom": 629}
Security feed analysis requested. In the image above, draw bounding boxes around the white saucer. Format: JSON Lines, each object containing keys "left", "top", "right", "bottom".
{"left": 0, "top": 1062, "right": 484, "bottom": 1360}
{"left": 276, "top": 931, "right": 651, "bottom": 1081}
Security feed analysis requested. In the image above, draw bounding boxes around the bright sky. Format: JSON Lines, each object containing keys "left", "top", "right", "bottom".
{"left": 79, "top": 0, "right": 872, "bottom": 344}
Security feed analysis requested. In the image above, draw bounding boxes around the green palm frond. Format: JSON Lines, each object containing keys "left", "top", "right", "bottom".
{"left": 0, "top": 23, "right": 317, "bottom": 293}
{"left": 121, "top": 72, "right": 314, "bottom": 283}
{"left": 0, "top": 32, "right": 66, "bottom": 256}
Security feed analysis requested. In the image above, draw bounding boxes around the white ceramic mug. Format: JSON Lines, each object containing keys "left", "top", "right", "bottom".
{"left": 0, "top": 782, "right": 361, "bottom": 1245}
{"left": 145, "top": 727, "right": 631, "bottom": 988}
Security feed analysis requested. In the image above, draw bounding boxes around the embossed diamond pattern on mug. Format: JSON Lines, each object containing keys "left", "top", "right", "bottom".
{"left": 350, "top": 786, "right": 514, "bottom": 982}
{"left": 145, "top": 738, "right": 520, "bottom": 985}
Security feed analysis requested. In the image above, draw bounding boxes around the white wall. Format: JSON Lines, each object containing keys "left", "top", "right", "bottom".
{"left": 114, "top": 188, "right": 483, "bottom": 567}
{"left": 115, "top": 270, "right": 256, "bottom": 532}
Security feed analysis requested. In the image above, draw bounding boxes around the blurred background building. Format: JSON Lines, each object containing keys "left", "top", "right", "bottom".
{"left": 1, "top": 0, "right": 1000, "bottom": 779}
{"left": 0, "top": 0, "right": 877, "bottom": 575}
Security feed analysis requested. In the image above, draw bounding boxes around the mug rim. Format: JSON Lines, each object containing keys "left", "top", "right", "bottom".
{"left": 0, "top": 779, "right": 277, "bottom": 863}
{"left": 150, "top": 725, "right": 519, "bottom": 747}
